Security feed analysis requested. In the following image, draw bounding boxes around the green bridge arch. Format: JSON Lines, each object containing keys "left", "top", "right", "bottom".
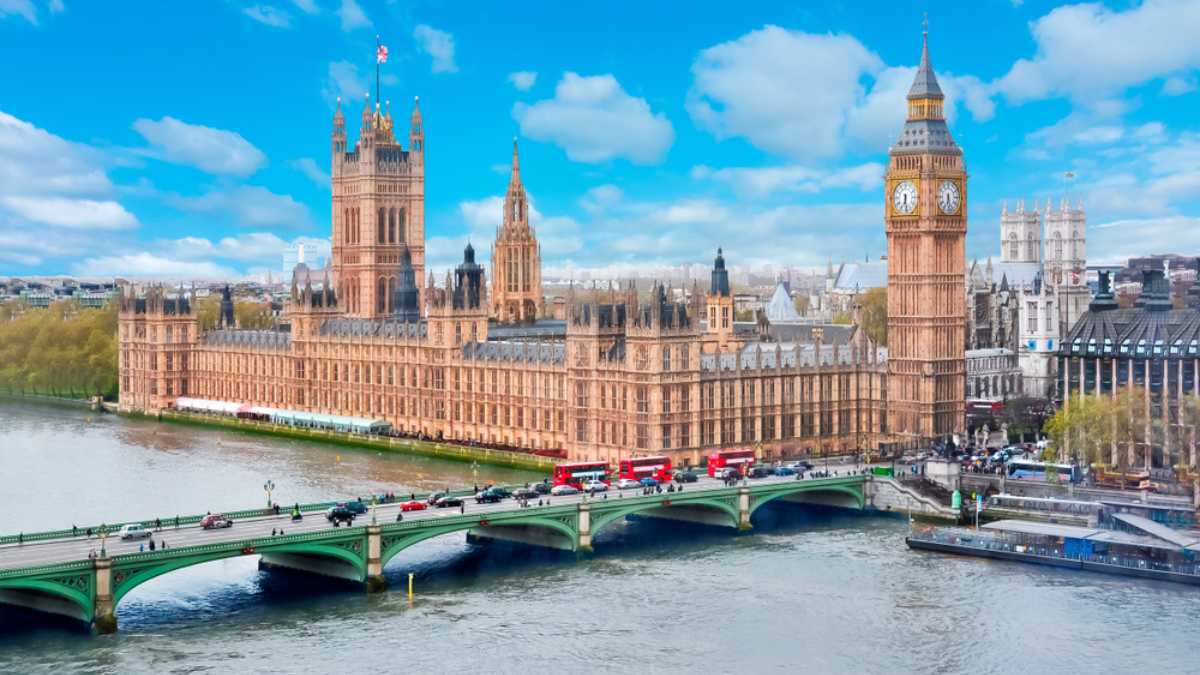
{"left": 111, "top": 539, "right": 367, "bottom": 607}
{"left": 588, "top": 494, "right": 742, "bottom": 535}
{"left": 0, "top": 574, "right": 94, "bottom": 622}
{"left": 748, "top": 481, "right": 866, "bottom": 518}
{"left": 379, "top": 511, "right": 580, "bottom": 567}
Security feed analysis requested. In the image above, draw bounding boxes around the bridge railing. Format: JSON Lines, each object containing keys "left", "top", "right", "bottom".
{"left": 0, "top": 482, "right": 529, "bottom": 546}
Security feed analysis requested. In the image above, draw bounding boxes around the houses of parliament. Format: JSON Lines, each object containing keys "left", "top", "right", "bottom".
{"left": 118, "top": 32, "right": 967, "bottom": 463}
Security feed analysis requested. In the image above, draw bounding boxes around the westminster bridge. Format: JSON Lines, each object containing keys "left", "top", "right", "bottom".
{"left": 0, "top": 473, "right": 949, "bottom": 633}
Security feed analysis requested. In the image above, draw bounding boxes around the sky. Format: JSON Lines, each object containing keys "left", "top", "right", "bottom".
{"left": 1, "top": 0, "right": 1198, "bottom": 280}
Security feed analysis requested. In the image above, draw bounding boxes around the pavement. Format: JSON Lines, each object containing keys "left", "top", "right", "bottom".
{"left": 0, "top": 470, "right": 868, "bottom": 572}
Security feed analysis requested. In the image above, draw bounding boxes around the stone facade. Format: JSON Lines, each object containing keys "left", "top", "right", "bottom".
{"left": 884, "top": 30, "right": 967, "bottom": 440}
{"left": 119, "top": 39, "right": 967, "bottom": 461}
{"left": 490, "top": 140, "right": 542, "bottom": 324}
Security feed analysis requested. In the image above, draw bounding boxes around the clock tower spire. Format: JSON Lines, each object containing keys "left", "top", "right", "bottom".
{"left": 884, "top": 23, "right": 967, "bottom": 441}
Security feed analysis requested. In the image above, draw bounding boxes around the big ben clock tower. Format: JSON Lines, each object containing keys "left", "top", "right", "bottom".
{"left": 885, "top": 26, "right": 966, "bottom": 441}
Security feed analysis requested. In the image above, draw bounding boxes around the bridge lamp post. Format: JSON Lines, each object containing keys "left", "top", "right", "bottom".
{"left": 371, "top": 495, "right": 378, "bottom": 525}
{"left": 263, "top": 480, "right": 276, "bottom": 509}
{"left": 471, "top": 460, "right": 478, "bottom": 490}
{"left": 98, "top": 524, "right": 109, "bottom": 558}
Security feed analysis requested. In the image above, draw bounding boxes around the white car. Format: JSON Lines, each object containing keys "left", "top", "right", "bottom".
{"left": 584, "top": 479, "right": 608, "bottom": 492}
{"left": 616, "top": 478, "right": 641, "bottom": 489}
{"left": 119, "top": 523, "right": 152, "bottom": 541}
{"left": 550, "top": 484, "right": 580, "bottom": 496}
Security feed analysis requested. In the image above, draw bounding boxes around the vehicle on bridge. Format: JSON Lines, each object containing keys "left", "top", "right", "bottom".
{"left": 749, "top": 465, "right": 773, "bottom": 479}
{"left": 435, "top": 495, "right": 464, "bottom": 508}
{"left": 119, "top": 524, "right": 152, "bottom": 540}
{"left": 707, "top": 449, "right": 756, "bottom": 477}
{"left": 638, "top": 477, "right": 659, "bottom": 488}
{"left": 616, "top": 478, "right": 641, "bottom": 489}
{"left": 550, "top": 483, "right": 580, "bottom": 496}
{"left": 552, "top": 461, "right": 611, "bottom": 489}
{"left": 512, "top": 487, "right": 540, "bottom": 501}
{"left": 200, "top": 514, "right": 233, "bottom": 529}
{"left": 343, "top": 500, "right": 369, "bottom": 515}
{"left": 326, "top": 505, "right": 356, "bottom": 526}
{"left": 1007, "top": 460, "right": 1081, "bottom": 483}
{"left": 774, "top": 466, "right": 796, "bottom": 477}
{"left": 475, "top": 487, "right": 511, "bottom": 503}
{"left": 400, "top": 500, "right": 427, "bottom": 512}
{"left": 584, "top": 479, "right": 608, "bottom": 492}
{"left": 618, "top": 455, "right": 672, "bottom": 483}
{"left": 673, "top": 470, "right": 698, "bottom": 483}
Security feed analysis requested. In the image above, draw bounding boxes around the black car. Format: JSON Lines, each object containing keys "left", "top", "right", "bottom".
{"left": 435, "top": 495, "right": 464, "bottom": 508}
{"left": 673, "top": 470, "right": 698, "bottom": 484}
{"left": 326, "top": 505, "right": 356, "bottom": 526}
{"left": 532, "top": 482, "right": 551, "bottom": 495}
{"left": 475, "top": 489, "right": 504, "bottom": 504}
{"left": 748, "top": 466, "right": 772, "bottom": 479}
{"left": 427, "top": 491, "right": 448, "bottom": 505}
{"left": 512, "top": 487, "right": 540, "bottom": 500}
{"left": 343, "top": 500, "right": 369, "bottom": 515}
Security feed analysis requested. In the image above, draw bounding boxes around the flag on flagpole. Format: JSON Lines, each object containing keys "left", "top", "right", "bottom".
{"left": 377, "top": 44, "right": 389, "bottom": 64}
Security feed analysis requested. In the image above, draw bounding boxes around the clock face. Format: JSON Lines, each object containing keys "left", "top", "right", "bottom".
{"left": 892, "top": 181, "right": 917, "bottom": 215}
{"left": 937, "top": 180, "right": 960, "bottom": 214}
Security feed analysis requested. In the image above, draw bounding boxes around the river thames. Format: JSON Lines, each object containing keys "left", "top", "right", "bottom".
{"left": 1, "top": 401, "right": 1198, "bottom": 674}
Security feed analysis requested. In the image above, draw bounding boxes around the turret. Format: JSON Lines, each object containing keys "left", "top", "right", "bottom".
{"left": 331, "top": 97, "right": 346, "bottom": 156}
{"left": 409, "top": 96, "right": 424, "bottom": 156}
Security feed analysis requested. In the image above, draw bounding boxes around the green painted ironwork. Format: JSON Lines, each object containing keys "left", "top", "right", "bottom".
{"left": 0, "top": 476, "right": 868, "bottom": 627}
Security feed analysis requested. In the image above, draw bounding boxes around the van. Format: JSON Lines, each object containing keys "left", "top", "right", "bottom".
{"left": 119, "top": 523, "right": 152, "bottom": 540}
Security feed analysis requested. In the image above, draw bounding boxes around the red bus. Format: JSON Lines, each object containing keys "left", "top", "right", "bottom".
{"left": 552, "top": 461, "right": 611, "bottom": 488}
{"left": 707, "top": 448, "right": 756, "bottom": 477}
{"left": 618, "top": 456, "right": 673, "bottom": 483}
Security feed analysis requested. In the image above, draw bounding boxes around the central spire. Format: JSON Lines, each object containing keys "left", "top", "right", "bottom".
{"left": 510, "top": 137, "right": 521, "bottom": 185}
{"left": 908, "top": 23, "right": 944, "bottom": 101}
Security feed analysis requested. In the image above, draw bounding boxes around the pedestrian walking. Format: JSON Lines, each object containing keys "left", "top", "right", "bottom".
{"left": 87, "top": 527, "right": 93, "bottom": 538}
{"left": 155, "top": 517, "right": 162, "bottom": 531}
{"left": 139, "top": 543, "right": 144, "bottom": 553}
{"left": 272, "top": 528, "right": 277, "bottom": 536}
{"left": 175, "top": 515, "right": 180, "bottom": 528}
{"left": 149, "top": 539, "right": 156, "bottom": 551}
{"left": 73, "top": 524, "right": 78, "bottom": 537}
{"left": 460, "top": 503, "right": 465, "bottom": 515}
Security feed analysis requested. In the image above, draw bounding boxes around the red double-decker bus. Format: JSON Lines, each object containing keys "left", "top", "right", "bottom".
{"left": 618, "top": 455, "right": 673, "bottom": 483}
{"left": 552, "top": 461, "right": 611, "bottom": 487}
{"left": 707, "top": 448, "right": 756, "bottom": 477}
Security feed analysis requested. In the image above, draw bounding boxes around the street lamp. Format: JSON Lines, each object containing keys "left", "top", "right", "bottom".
{"left": 371, "top": 494, "right": 378, "bottom": 525}
{"left": 263, "top": 480, "right": 275, "bottom": 509}
{"left": 471, "top": 460, "right": 479, "bottom": 491}
{"left": 98, "top": 524, "right": 109, "bottom": 558}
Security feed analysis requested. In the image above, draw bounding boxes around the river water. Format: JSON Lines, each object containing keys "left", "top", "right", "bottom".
{"left": 1, "top": 401, "right": 1197, "bottom": 674}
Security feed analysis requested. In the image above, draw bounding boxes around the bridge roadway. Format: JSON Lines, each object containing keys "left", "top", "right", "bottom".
{"left": 0, "top": 472, "right": 870, "bottom": 633}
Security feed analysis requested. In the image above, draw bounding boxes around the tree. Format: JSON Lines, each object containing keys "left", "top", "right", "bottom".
{"left": 857, "top": 287, "right": 887, "bottom": 346}
{"left": 792, "top": 294, "right": 810, "bottom": 316}
{"left": 733, "top": 308, "right": 755, "bottom": 322}
{"left": 831, "top": 311, "right": 853, "bottom": 325}
{"left": 0, "top": 299, "right": 119, "bottom": 399}
{"left": 1000, "top": 396, "right": 1051, "bottom": 443}
{"left": 234, "top": 300, "right": 275, "bottom": 330}
{"left": 194, "top": 296, "right": 219, "bottom": 331}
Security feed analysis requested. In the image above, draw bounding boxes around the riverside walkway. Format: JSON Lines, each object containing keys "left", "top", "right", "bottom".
{"left": 0, "top": 473, "right": 868, "bottom": 633}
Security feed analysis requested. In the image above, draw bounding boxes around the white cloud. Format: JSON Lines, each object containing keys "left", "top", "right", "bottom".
{"left": 155, "top": 232, "right": 331, "bottom": 266}
{"left": 687, "top": 26, "right": 881, "bottom": 160}
{"left": 995, "top": 0, "right": 1200, "bottom": 103}
{"left": 243, "top": 5, "right": 292, "bottom": 28}
{"left": 687, "top": 26, "right": 993, "bottom": 160}
{"left": 290, "top": 0, "right": 318, "bottom": 14}
{"left": 1089, "top": 216, "right": 1200, "bottom": 265}
{"left": 48, "top": 0, "right": 63, "bottom": 13}
{"left": 337, "top": 0, "right": 368, "bottom": 31}
{"left": 1162, "top": 74, "right": 1197, "bottom": 95}
{"left": 72, "top": 252, "right": 238, "bottom": 280}
{"left": 514, "top": 72, "right": 674, "bottom": 164}
{"left": 0, "top": 196, "right": 137, "bottom": 229}
{"left": 322, "top": 60, "right": 369, "bottom": 107}
{"left": 290, "top": 157, "right": 330, "bottom": 187}
{"left": 133, "top": 116, "right": 266, "bottom": 176}
{"left": 579, "top": 184, "right": 623, "bottom": 214}
{"left": 0, "top": 110, "right": 112, "bottom": 197}
{"left": 0, "top": 0, "right": 37, "bottom": 24}
{"left": 414, "top": 24, "right": 458, "bottom": 74}
{"left": 168, "top": 186, "right": 310, "bottom": 228}
{"left": 691, "top": 162, "right": 882, "bottom": 198}
{"left": 508, "top": 71, "right": 537, "bottom": 91}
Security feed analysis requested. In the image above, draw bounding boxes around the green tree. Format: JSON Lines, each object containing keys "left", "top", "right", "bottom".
{"left": 857, "top": 287, "right": 887, "bottom": 346}
{"left": 792, "top": 294, "right": 810, "bottom": 316}
{"left": 235, "top": 300, "right": 275, "bottom": 329}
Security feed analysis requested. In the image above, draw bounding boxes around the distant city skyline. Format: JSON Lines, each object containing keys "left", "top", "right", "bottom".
{"left": 1, "top": 1, "right": 1197, "bottom": 279}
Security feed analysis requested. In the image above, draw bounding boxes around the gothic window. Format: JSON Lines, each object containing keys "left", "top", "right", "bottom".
{"left": 378, "top": 208, "right": 386, "bottom": 244}
{"left": 1008, "top": 233, "right": 1018, "bottom": 260}
{"left": 398, "top": 208, "right": 406, "bottom": 242}
{"left": 388, "top": 208, "right": 396, "bottom": 243}
{"left": 377, "top": 277, "right": 387, "bottom": 313}
{"left": 662, "top": 346, "right": 671, "bottom": 371}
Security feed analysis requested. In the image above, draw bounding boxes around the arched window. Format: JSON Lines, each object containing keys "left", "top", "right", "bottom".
{"left": 398, "top": 208, "right": 406, "bottom": 242}
{"left": 344, "top": 208, "right": 351, "bottom": 243}
{"left": 1008, "top": 232, "right": 1018, "bottom": 260}
{"left": 387, "top": 276, "right": 395, "bottom": 312}
{"left": 378, "top": 208, "right": 386, "bottom": 244}
{"left": 377, "top": 277, "right": 387, "bottom": 313}
{"left": 388, "top": 208, "right": 396, "bottom": 243}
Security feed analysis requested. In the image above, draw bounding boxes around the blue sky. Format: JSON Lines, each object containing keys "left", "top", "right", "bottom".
{"left": 1, "top": 0, "right": 1198, "bottom": 280}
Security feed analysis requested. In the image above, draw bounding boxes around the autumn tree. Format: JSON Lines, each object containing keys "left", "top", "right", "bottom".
{"left": 857, "top": 287, "right": 887, "bottom": 346}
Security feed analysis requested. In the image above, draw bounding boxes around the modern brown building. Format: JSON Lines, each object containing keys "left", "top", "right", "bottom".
{"left": 120, "top": 33, "right": 965, "bottom": 463}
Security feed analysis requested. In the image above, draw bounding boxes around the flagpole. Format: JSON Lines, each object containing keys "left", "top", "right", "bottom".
{"left": 375, "top": 35, "right": 381, "bottom": 105}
